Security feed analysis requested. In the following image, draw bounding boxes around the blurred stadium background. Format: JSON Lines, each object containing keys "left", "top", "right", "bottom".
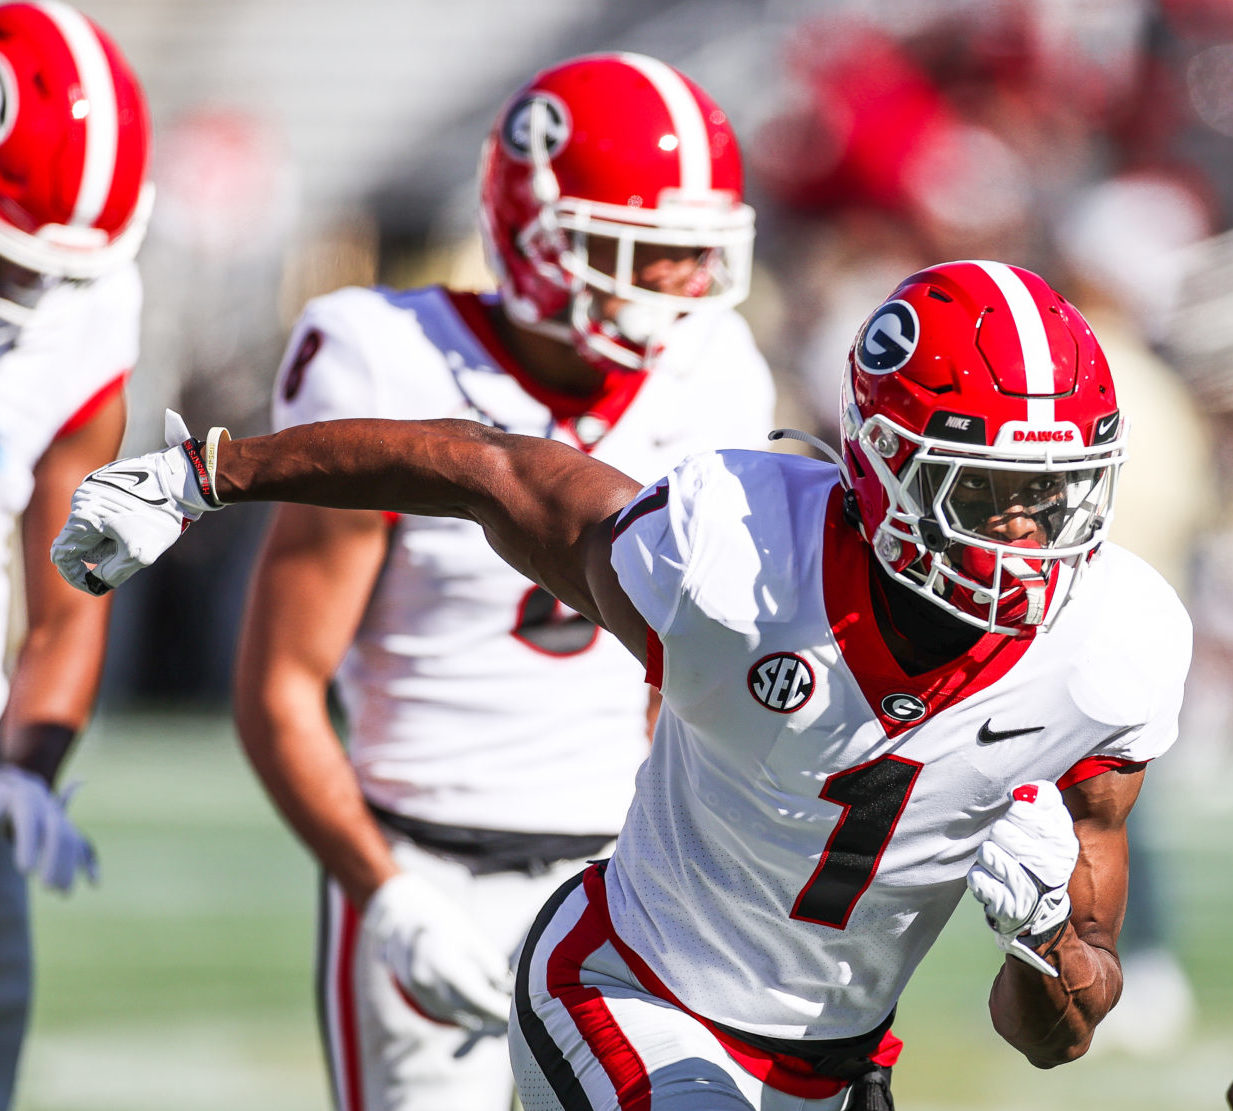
{"left": 15, "top": 0, "right": 1233, "bottom": 1107}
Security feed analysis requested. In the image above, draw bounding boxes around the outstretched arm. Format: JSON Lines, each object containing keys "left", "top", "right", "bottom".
{"left": 985, "top": 767, "right": 1141, "bottom": 1066}
{"left": 218, "top": 420, "right": 640, "bottom": 634}
{"left": 54, "top": 416, "right": 650, "bottom": 662}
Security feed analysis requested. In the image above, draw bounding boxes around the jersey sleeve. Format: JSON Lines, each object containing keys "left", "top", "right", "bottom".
{"left": 271, "top": 288, "right": 384, "bottom": 431}
{"left": 78, "top": 262, "right": 141, "bottom": 394}
{"left": 1060, "top": 554, "right": 1193, "bottom": 786}
{"left": 701, "top": 312, "right": 777, "bottom": 450}
{"left": 610, "top": 450, "right": 799, "bottom": 639}
{"left": 610, "top": 470, "right": 691, "bottom": 639}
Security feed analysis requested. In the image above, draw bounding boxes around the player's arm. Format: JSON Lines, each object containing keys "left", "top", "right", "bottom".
{"left": 1, "top": 388, "right": 125, "bottom": 891}
{"left": 221, "top": 419, "right": 647, "bottom": 655}
{"left": 5, "top": 389, "right": 126, "bottom": 779}
{"left": 54, "top": 417, "right": 651, "bottom": 663}
{"left": 232, "top": 503, "right": 395, "bottom": 910}
{"left": 984, "top": 767, "right": 1141, "bottom": 1067}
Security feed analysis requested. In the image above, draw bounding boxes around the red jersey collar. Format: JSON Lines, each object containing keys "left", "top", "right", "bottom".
{"left": 821, "top": 486, "right": 1037, "bottom": 737}
{"left": 447, "top": 291, "right": 648, "bottom": 445}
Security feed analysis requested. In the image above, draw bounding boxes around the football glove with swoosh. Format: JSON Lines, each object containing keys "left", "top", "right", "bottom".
{"left": 966, "top": 780, "right": 1079, "bottom": 978}
{"left": 51, "top": 411, "right": 228, "bottom": 595}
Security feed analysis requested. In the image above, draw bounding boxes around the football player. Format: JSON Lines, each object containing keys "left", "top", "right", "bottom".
{"left": 51, "top": 260, "right": 1186, "bottom": 1111}
{"left": 229, "top": 53, "right": 773, "bottom": 1111}
{"left": 0, "top": 2, "right": 150, "bottom": 1106}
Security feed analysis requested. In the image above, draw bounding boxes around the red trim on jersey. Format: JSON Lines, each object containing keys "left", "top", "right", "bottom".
{"left": 821, "top": 487, "right": 1036, "bottom": 737}
{"left": 1057, "top": 755, "right": 1148, "bottom": 791}
{"left": 446, "top": 291, "right": 649, "bottom": 447}
{"left": 580, "top": 866, "right": 897, "bottom": 1099}
{"left": 334, "top": 896, "right": 366, "bottom": 1111}
{"left": 53, "top": 370, "right": 128, "bottom": 440}
{"left": 547, "top": 870, "right": 653, "bottom": 1109}
{"left": 644, "top": 628, "right": 663, "bottom": 689}
{"left": 381, "top": 511, "right": 400, "bottom": 528}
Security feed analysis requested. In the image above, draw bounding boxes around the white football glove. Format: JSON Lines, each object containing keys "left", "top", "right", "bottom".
{"left": 51, "top": 410, "right": 229, "bottom": 595}
{"left": 362, "top": 871, "right": 513, "bottom": 1034}
{"left": 967, "top": 780, "right": 1079, "bottom": 978}
{"left": 0, "top": 766, "right": 98, "bottom": 892}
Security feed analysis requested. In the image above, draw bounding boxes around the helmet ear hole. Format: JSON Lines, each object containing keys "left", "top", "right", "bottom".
{"left": 919, "top": 517, "right": 947, "bottom": 553}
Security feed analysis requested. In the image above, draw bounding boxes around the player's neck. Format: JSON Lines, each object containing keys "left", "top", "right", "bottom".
{"left": 485, "top": 300, "right": 606, "bottom": 398}
{"left": 868, "top": 560, "right": 983, "bottom": 675}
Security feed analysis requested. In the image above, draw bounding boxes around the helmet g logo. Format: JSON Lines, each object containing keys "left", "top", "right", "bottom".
{"left": 502, "top": 93, "right": 570, "bottom": 161}
{"left": 856, "top": 300, "right": 919, "bottom": 374}
{"left": 749, "top": 653, "right": 816, "bottom": 713}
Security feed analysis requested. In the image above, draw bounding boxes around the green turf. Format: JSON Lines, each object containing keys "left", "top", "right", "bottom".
{"left": 18, "top": 711, "right": 1233, "bottom": 1110}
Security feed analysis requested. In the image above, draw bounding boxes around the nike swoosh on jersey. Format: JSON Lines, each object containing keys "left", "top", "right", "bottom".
{"left": 86, "top": 469, "right": 170, "bottom": 507}
{"left": 977, "top": 720, "right": 1045, "bottom": 744}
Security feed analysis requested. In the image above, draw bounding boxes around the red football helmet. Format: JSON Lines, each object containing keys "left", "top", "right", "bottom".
{"left": 0, "top": 1, "right": 151, "bottom": 308}
{"left": 838, "top": 260, "right": 1126, "bottom": 635}
{"left": 478, "top": 52, "right": 753, "bottom": 371}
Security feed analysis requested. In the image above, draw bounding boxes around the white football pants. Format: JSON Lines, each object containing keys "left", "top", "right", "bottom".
{"left": 511, "top": 866, "right": 855, "bottom": 1111}
{"left": 317, "top": 835, "right": 609, "bottom": 1111}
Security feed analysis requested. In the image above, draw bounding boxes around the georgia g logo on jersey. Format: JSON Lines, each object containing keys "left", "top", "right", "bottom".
{"left": 749, "top": 653, "right": 815, "bottom": 714}
{"left": 880, "top": 692, "right": 928, "bottom": 723}
{"left": 856, "top": 299, "right": 919, "bottom": 374}
{"left": 501, "top": 92, "right": 571, "bottom": 161}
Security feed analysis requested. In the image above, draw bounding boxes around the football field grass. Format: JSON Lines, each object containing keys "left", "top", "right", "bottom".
{"left": 19, "top": 711, "right": 1233, "bottom": 1110}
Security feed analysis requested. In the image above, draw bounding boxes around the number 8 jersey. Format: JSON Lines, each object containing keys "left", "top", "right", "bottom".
{"left": 606, "top": 448, "right": 1190, "bottom": 1040}
{"left": 272, "top": 285, "right": 775, "bottom": 837}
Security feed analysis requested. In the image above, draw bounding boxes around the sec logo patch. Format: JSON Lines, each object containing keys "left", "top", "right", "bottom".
{"left": 749, "top": 653, "right": 815, "bottom": 713}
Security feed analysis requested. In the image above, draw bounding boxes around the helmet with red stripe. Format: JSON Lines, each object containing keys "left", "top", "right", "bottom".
{"left": 478, "top": 52, "right": 753, "bottom": 371}
{"left": 839, "top": 260, "right": 1126, "bottom": 635}
{"left": 0, "top": 1, "right": 151, "bottom": 298}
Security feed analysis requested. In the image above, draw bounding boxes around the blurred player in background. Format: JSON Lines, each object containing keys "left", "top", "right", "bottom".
{"left": 51, "top": 259, "right": 1189, "bottom": 1111}
{"left": 230, "top": 52, "right": 774, "bottom": 1111}
{"left": 0, "top": 2, "right": 150, "bottom": 1106}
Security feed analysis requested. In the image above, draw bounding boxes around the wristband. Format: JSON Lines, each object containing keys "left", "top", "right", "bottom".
{"left": 180, "top": 427, "right": 231, "bottom": 508}
{"left": 204, "top": 425, "right": 231, "bottom": 504}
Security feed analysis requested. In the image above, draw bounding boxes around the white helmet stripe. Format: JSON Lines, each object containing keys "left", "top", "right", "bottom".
{"left": 38, "top": 0, "right": 117, "bottom": 228}
{"left": 971, "top": 259, "right": 1056, "bottom": 424}
{"left": 618, "top": 52, "right": 711, "bottom": 196}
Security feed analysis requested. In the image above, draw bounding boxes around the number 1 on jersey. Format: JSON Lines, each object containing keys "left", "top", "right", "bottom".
{"left": 790, "top": 754, "right": 923, "bottom": 929}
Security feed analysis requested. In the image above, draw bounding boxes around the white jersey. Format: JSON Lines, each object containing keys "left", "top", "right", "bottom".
{"left": 607, "top": 449, "right": 1191, "bottom": 1040}
{"left": 0, "top": 265, "right": 142, "bottom": 712}
{"left": 272, "top": 286, "right": 775, "bottom": 835}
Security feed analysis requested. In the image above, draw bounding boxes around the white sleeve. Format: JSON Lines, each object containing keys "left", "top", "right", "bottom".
{"left": 1090, "top": 597, "right": 1191, "bottom": 765}
{"left": 1065, "top": 555, "right": 1193, "bottom": 775}
{"left": 610, "top": 450, "right": 792, "bottom": 638}
{"left": 610, "top": 471, "right": 690, "bottom": 639}
{"left": 706, "top": 312, "right": 777, "bottom": 451}
{"left": 271, "top": 288, "right": 383, "bottom": 431}
{"left": 80, "top": 262, "right": 142, "bottom": 389}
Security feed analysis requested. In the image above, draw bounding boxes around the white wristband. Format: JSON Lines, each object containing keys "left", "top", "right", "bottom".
{"left": 203, "top": 426, "right": 231, "bottom": 504}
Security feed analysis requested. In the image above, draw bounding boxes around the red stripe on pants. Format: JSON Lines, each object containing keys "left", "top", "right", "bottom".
{"left": 545, "top": 874, "right": 652, "bottom": 1110}
{"left": 333, "top": 894, "right": 366, "bottom": 1111}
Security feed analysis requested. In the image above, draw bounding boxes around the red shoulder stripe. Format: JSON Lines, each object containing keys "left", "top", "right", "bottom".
{"left": 54, "top": 370, "right": 129, "bottom": 440}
